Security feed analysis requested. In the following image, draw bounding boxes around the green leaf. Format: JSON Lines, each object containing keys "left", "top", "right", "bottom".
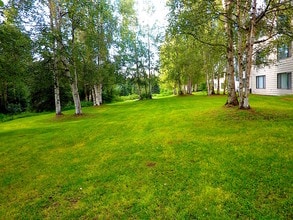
{"left": 0, "top": 1, "right": 4, "bottom": 7}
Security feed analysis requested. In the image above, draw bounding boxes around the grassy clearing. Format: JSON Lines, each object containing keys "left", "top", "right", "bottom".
{"left": 0, "top": 94, "right": 292, "bottom": 219}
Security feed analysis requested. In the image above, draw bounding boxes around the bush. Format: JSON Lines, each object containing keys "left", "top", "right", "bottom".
{"left": 120, "top": 94, "right": 140, "bottom": 101}
{"left": 0, "top": 114, "right": 5, "bottom": 122}
{"left": 6, "top": 103, "right": 22, "bottom": 114}
{"left": 81, "top": 101, "right": 93, "bottom": 107}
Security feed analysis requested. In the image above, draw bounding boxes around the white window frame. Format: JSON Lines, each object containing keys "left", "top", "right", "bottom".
{"left": 256, "top": 75, "right": 266, "bottom": 89}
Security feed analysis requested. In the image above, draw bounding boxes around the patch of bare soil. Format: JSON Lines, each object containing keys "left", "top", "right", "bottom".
{"left": 146, "top": 162, "right": 156, "bottom": 167}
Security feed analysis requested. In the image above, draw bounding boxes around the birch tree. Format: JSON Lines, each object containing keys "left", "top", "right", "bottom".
{"left": 48, "top": 0, "right": 62, "bottom": 115}
{"left": 223, "top": 0, "right": 239, "bottom": 106}
{"left": 160, "top": 34, "right": 205, "bottom": 95}
{"left": 236, "top": 0, "right": 293, "bottom": 109}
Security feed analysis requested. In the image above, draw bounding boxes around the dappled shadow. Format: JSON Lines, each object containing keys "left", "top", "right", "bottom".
{"left": 220, "top": 107, "right": 293, "bottom": 122}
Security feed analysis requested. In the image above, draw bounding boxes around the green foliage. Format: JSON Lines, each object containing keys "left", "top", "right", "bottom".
{"left": 120, "top": 94, "right": 140, "bottom": 101}
{"left": 0, "top": 23, "right": 32, "bottom": 113}
{"left": 0, "top": 95, "right": 292, "bottom": 218}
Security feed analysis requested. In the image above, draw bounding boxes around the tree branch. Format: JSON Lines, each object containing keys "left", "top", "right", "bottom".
{"left": 182, "top": 31, "right": 227, "bottom": 49}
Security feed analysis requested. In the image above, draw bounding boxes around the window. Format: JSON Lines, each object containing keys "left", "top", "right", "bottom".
{"left": 256, "top": 75, "right": 266, "bottom": 89}
{"left": 277, "top": 43, "right": 291, "bottom": 60}
{"left": 277, "top": 72, "right": 292, "bottom": 89}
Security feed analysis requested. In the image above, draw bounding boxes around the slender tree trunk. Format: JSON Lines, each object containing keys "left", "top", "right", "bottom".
{"left": 53, "top": 73, "right": 62, "bottom": 115}
{"left": 92, "top": 88, "right": 96, "bottom": 106}
{"left": 89, "top": 89, "right": 93, "bottom": 102}
{"left": 241, "top": 0, "right": 256, "bottom": 109}
{"left": 237, "top": 0, "right": 244, "bottom": 109}
{"left": 67, "top": 67, "right": 82, "bottom": 115}
{"left": 194, "top": 83, "right": 198, "bottom": 92}
{"left": 93, "top": 84, "right": 100, "bottom": 106}
{"left": 223, "top": 73, "right": 227, "bottom": 95}
{"left": 225, "top": 0, "right": 239, "bottom": 106}
{"left": 217, "top": 73, "right": 220, "bottom": 95}
{"left": 49, "top": 0, "right": 62, "bottom": 115}
{"left": 98, "top": 84, "right": 102, "bottom": 105}
{"left": 178, "top": 78, "right": 183, "bottom": 95}
{"left": 206, "top": 71, "right": 211, "bottom": 95}
{"left": 84, "top": 84, "right": 89, "bottom": 102}
{"left": 69, "top": 21, "right": 82, "bottom": 115}
{"left": 147, "top": 28, "right": 152, "bottom": 99}
{"left": 187, "top": 76, "right": 192, "bottom": 94}
{"left": 211, "top": 72, "right": 215, "bottom": 95}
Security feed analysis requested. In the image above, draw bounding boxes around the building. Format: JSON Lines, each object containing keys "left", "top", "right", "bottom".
{"left": 251, "top": 42, "right": 293, "bottom": 95}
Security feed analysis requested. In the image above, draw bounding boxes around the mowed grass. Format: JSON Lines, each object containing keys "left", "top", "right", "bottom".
{"left": 0, "top": 94, "right": 292, "bottom": 219}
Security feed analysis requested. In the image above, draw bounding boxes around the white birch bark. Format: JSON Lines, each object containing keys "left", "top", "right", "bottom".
{"left": 224, "top": 0, "right": 239, "bottom": 106}
{"left": 92, "top": 88, "right": 96, "bottom": 106}
{"left": 217, "top": 73, "right": 220, "bottom": 95}
{"left": 53, "top": 74, "right": 61, "bottom": 115}
{"left": 72, "top": 68, "right": 82, "bottom": 115}
{"left": 93, "top": 84, "right": 100, "bottom": 106}
{"left": 237, "top": 0, "right": 245, "bottom": 108}
{"left": 97, "top": 84, "right": 102, "bottom": 105}
{"left": 242, "top": 0, "right": 257, "bottom": 109}
{"left": 66, "top": 68, "right": 82, "bottom": 115}
{"left": 48, "top": 0, "right": 62, "bottom": 115}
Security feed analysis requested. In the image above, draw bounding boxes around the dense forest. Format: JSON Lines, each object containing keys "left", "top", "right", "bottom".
{"left": 0, "top": 0, "right": 292, "bottom": 115}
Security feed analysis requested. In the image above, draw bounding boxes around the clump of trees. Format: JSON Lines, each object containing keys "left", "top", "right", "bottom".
{"left": 1, "top": 0, "right": 292, "bottom": 115}
{"left": 0, "top": 0, "right": 160, "bottom": 115}
{"left": 163, "top": 0, "right": 293, "bottom": 109}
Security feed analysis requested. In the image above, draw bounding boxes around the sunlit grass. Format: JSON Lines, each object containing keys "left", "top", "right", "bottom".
{"left": 0, "top": 94, "right": 292, "bottom": 219}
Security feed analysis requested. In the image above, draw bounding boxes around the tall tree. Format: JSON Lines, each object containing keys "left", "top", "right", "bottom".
{"left": 48, "top": 0, "right": 62, "bottom": 115}
{"left": 223, "top": 0, "right": 239, "bottom": 106}
{"left": 160, "top": 34, "right": 205, "bottom": 95}
{"left": 236, "top": 0, "right": 293, "bottom": 109}
{"left": 0, "top": 5, "right": 32, "bottom": 113}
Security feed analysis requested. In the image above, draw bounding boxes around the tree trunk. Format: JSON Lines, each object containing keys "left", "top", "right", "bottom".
{"left": 211, "top": 72, "right": 215, "bottom": 95}
{"left": 98, "top": 84, "right": 103, "bottom": 105}
{"left": 223, "top": 73, "right": 227, "bottom": 95}
{"left": 217, "top": 73, "right": 220, "bottom": 95}
{"left": 187, "top": 76, "right": 192, "bottom": 94}
{"left": 69, "top": 18, "right": 82, "bottom": 115}
{"left": 93, "top": 84, "right": 100, "bottom": 106}
{"left": 206, "top": 71, "right": 211, "bottom": 95}
{"left": 224, "top": 0, "right": 238, "bottom": 106}
{"left": 48, "top": 0, "right": 62, "bottom": 115}
{"left": 92, "top": 88, "right": 96, "bottom": 106}
{"left": 241, "top": 0, "right": 256, "bottom": 110}
{"left": 53, "top": 73, "right": 62, "bottom": 115}
{"left": 68, "top": 68, "right": 82, "bottom": 115}
{"left": 237, "top": 0, "right": 244, "bottom": 109}
{"left": 194, "top": 84, "right": 198, "bottom": 92}
{"left": 178, "top": 78, "right": 183, "bottom": 95}
{"left": 84, "top": 84, "right": 89, "bottom": 102}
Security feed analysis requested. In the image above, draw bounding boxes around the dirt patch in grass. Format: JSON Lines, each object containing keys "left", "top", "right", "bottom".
{"left": 146, "top": 162, "right": 156, "bottom": 167}
{"left": 282, "top": 97, "right": 293, "bottom": 102}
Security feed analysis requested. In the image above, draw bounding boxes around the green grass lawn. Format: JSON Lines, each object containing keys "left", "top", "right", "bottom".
{"left": 0, "top": 94, "right": 292, "bottom": 219}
